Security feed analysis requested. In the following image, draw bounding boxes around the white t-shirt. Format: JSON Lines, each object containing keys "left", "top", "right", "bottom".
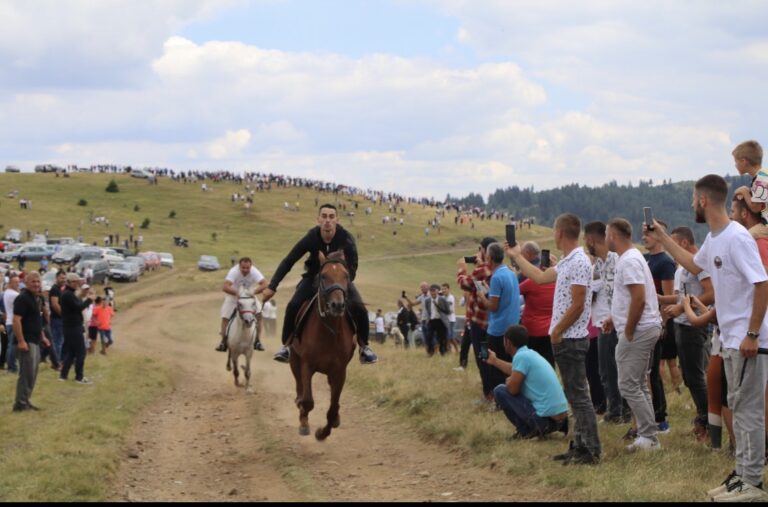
{"left": 262, "top": 302, "right": 277, "bottom": 320}
{"left": 693, "top": 221, "right": 768, "bottom": 350}
{"left": 611, "top": 248, "right": 661, "bottom": 333}
{"left": 550, "top": 247, "right": 592, "bottom": 339}
{"left": 375, "top": 316, "right": 385, "bottom": 333}
{"left": 416, "top": 293, "right": 429, "bottom": 322}
{"left": 673, "top": 265, "right": 710, "bottom": 326}
{"left": 444, "top": 293, "right": 456, "bottom": 323}
{"left": 3, "top": 288, "right": 19, "bottom": 326}
{"left": 591, "top": 252, "right": 618, "bottom": 328}
{"left": 224, "top": 265, "right": 265, "bottom": 300}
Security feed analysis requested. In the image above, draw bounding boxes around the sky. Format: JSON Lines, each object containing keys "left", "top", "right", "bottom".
{"left": 1, "top": 0, "right": 767, "bottom": 200}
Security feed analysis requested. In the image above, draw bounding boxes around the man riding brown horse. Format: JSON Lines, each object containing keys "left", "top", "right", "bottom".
{"left": 261, "top": 203, "right": 378, "bottom": 365}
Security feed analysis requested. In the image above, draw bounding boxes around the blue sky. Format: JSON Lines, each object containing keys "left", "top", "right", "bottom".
{"left": 1, "top": 1, "right": 766, "bottom": 199}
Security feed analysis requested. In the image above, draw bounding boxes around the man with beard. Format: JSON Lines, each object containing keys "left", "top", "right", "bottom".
{"left": 646, "top": 175, "right": 768, "bottom": 502}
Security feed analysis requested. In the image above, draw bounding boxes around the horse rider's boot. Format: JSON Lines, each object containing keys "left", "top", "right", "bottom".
{"left": 254, "top": 340, "right": 265, "bottom": 351}
{"left": 273, "top": 345, "right": 290, "bottom": 363}
{"left": 359, "top": 344, "right": 378, "bottom": 364}
{"left": 215, "top": 336, "right": 228, "bottom": 352}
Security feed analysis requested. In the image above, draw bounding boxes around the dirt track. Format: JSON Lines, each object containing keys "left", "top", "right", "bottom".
{"left": 109, "top": 293, "right": 520, "bottom": 502}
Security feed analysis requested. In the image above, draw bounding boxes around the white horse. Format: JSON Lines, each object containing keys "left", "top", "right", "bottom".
{"left": 225, "top": 287, "right": 262, "bottom": 393}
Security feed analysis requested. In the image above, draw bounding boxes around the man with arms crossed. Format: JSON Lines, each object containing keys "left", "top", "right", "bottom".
{"left": 507, "top": 213, "right": 601, "bottom": 465}
{"left": 603, "top": 219, "right": 662, "bottom": 451}
{"left": 646, "top": 174, "right": 768, "bottom": 502}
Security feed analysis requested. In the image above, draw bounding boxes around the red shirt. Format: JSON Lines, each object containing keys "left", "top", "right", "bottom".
{"left": 757, "top": 238, "right": 768, "bottom": 268}
{"left": 457, "top": 263, "right": 492, "bottom": 330}
{"left": 519, "top": 278, "right": 555, "bottom": 337}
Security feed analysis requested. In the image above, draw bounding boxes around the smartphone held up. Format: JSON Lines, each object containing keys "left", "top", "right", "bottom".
{"left": 506, "top": 224, "right": 517, "bottom": 247}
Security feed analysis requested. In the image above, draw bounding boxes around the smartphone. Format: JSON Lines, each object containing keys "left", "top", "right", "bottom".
{"left": 541, "top": 249, "right": 551, "bottom": 268}
{"left": 643, "top": 207, "right": 654, "bottom": 231}
{"left": 506, "top": 224, "right": 517, "bottom": 247}
{"left": 683, "top": 283, "right": 689, "bottom": 297}
{"left": 401, "top": 290, "right": 407, "bottom": 299}
{"left": 474, "top": 280, "right": 487, "bottom": 294}
{"left": 479, "top": 342, "right": 489, "bottom": 361}
{"left": 464, "top": 256, "right": 477, "bottom": 264}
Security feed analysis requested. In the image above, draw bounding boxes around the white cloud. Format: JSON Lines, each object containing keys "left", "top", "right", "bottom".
{"left": 206, "top": 129, "right": 252, "bottom": 159}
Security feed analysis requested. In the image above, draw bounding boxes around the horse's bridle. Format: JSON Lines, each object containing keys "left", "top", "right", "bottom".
{"left": 237, "top": 294, "right": 259, "bottom": 323}
{"left": 317, "top": 258, "right": 349, "bottom": 319}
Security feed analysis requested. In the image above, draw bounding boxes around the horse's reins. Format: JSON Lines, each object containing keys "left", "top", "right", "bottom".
{"left": 316, "top": 259, "right": 350, "bottom": 335}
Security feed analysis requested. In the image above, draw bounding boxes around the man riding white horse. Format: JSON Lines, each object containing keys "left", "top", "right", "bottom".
{"left": 216, "top": 257, "right": 268, "bottom": 352}
{"left": 262, "top": 203, "right": 378, "bottom": 364}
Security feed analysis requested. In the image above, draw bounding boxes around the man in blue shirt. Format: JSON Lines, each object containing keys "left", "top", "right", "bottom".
{"left": 477, "top": 242, "right": 521, "bottom": 392}
{"left": 488, "top": 325, "right": 569, "bottom": 438}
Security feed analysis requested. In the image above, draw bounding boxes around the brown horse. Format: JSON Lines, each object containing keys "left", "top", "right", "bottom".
{"left": 289, "top": 250, "right": 356, "bottom": 440}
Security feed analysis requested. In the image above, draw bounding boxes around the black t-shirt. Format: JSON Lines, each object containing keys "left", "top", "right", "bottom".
{"left": 645, "top": 251, "right": 676, "bottom": 294}
{"left": 49, "top": 283, "right": 64, "bottom": 319}
{"left": 13, "top": 290, "right": 43, "bottom": 344}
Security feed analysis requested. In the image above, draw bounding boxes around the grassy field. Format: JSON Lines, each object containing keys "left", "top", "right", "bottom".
{"left": 0, "top": 172, "right": 733, "bottom": 501}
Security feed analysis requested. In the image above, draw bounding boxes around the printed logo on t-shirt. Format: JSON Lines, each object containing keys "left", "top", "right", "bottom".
{"left": 714, "top": 256, "right": 723, "bottom": 269}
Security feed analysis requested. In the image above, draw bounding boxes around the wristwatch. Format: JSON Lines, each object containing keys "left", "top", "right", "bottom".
{"left": 747, "top": 331, "right": 760, "bottom": 339}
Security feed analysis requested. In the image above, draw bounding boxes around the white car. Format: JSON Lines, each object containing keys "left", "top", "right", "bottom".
{"left": 101, "top": 248, "right": 125, "bottom": 267}
{"left": 157, "top": 252, "right": 174, "bottom": 268}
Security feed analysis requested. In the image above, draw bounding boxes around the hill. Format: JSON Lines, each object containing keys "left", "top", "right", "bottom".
{"left": 453, "top": 175, "right": 752, "bottom": 241}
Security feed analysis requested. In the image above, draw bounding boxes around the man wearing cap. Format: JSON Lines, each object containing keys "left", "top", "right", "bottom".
{"left": 59, "top": 273, "right": 94, "bottom": 384}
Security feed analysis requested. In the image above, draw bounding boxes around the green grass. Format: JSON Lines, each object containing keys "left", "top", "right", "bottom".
{"left": 0, "top": 354, "right": 174, "bottom": 502}
{"left": 0, "top": 172, "right": 718, "bottom": 502}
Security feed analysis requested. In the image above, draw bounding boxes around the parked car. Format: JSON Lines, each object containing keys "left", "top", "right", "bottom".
{"left": 76, "top": 259, "right": 110, "bottom": 284}
{"left": 124, "top": 255, "right": 147, "bottom": 275}
{"left": 139, "top": 251, "right": 161, "bottom": 271}
{"left": 197, "top": 255, "right": 220, "bottom": 271}
{"left": 130, "top": 169, "right": 150, "bottom": 178}
{"left": 158, "top": 252, "right": 174, "bottom": 268}
{"left": 79, "top": 247, "right": 105, "bottom": 262}
{"left": 109, "top": 262, "right": 140, "bottom": 282}
{"left": 31, "top": 234, "right": 47, "bottom": 244}
{"left": 52, "top": 245, "right": 84, "bottom": 265}
{"left": 5, "top": 229, "right": 22, "bottom": 242}
{"left": 110, "top": 246, "right": 132, "bottom": 257}
{"left": 46, "top": 237, "right": 76, "bottom": 246}
{"left": 0, "top": 242, "right": 22, "bottom": 261}
{"left": 1, "top": 244, "right": 56, "bottom": 262}
{"left": 101, "top": 248, "right": 125, "bottom": 267}
{"left": 5, "top": 165, "right": 21, "bottom": 173}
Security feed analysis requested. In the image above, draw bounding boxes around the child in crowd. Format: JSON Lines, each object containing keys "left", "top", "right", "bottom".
{"left": 733, "top": 140, "right": 768, "bottom": 240}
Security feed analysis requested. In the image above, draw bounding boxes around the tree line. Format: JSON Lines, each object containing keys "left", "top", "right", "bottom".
{"left": 448, "top": 175, "right": 751, "bottom": 241}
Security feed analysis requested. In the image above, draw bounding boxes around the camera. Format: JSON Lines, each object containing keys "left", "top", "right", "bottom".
{"left": 464, "top": 256, "right": 477, "bottom": 264}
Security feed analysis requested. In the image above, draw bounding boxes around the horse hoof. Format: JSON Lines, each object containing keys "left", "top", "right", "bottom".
{"left": 246, "top": 387, "right": 254, "bottom": 394}
{"left": 315, "top": 428, "right": 329, "bottom": 441}
{"left": 299, "top": 426, "right": 311, "bottom": 436}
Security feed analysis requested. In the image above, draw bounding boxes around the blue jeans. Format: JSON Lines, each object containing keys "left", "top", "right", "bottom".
{"left": 99, "top": 329, "right": 113, "bottom": 346}
{"left": 493, "top": 385, "right": 554, "bottom": 436}
{"left": 50, "top": 317, "right": 64, "bottom": 361}
{"left": 6, "top": 326, "right": 17, "bottom": 373}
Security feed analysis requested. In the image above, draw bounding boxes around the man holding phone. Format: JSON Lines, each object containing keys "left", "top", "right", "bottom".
{"left": 645, "top": 175, "right": 768, "bottom": 502}
{"left": 457, "top": 238, "right": 496, "bottom": 401}
{"left": 475, "top": 242, "right": 520, "bottom": 397}
{"left": 658, "top": 226, "right": 714, "bottom": 441}
{"left": 507, "top": 213, "right": 601, "bottom": 465}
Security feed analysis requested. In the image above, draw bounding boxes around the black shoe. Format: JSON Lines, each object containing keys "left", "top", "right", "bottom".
{"left": 557, "top": 416, "right": 569, "bottom": 436}
{"left": 622, "top": 426, "right": 638, "bottom": 441}
{"left": 553, "top": 441, "right": 578, "bottom": 461}
{"left": 566, "top": 447, "right": 600, "bottom": 466}
{"left": 273, "top": 346, "right": 290, "bottom": 363}
{"left": 12, "top": 403, "right": 28, "bottom": 412}
{"left": 215, "top": 340, "right": 227, "bottom": 352}
{"left": 254, "top": 340, "right": 265, "bottom": 351}
{"left": 27, "top": 404, "right": 41, "bottom": 411}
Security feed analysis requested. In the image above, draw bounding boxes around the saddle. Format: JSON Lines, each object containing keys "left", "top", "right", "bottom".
{"left": 289, "top": 294, "right": 357, "bottom": 346}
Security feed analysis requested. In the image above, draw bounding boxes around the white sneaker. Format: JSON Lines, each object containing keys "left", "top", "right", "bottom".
{"left": 713, "top": 480, "right": 768, "bottom": 502}
{"left": 452, "top": 366, "right": 466, "bottom": 372}
{"left": 76, "top": 377, "right": 93, "bottom": 385}
{"left": 707, "top": 471, "right": 739, "bottom": 498}
{"left": 625, "top": 436, "right": 661, "bottom": 452}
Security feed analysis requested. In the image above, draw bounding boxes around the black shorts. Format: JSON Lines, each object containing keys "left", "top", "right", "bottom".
{"left": 721, "top": 359, "right": 729, "bottom": 409}
{"left": 660, "top": 320, "right": 678, "bottom": 360}
{"left": 88, "top": 326, "right": 98, "bottom": 341}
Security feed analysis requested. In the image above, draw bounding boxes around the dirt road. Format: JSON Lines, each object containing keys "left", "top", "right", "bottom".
{"left": 109, "top": 293, "right": 521, "bottom": 502}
